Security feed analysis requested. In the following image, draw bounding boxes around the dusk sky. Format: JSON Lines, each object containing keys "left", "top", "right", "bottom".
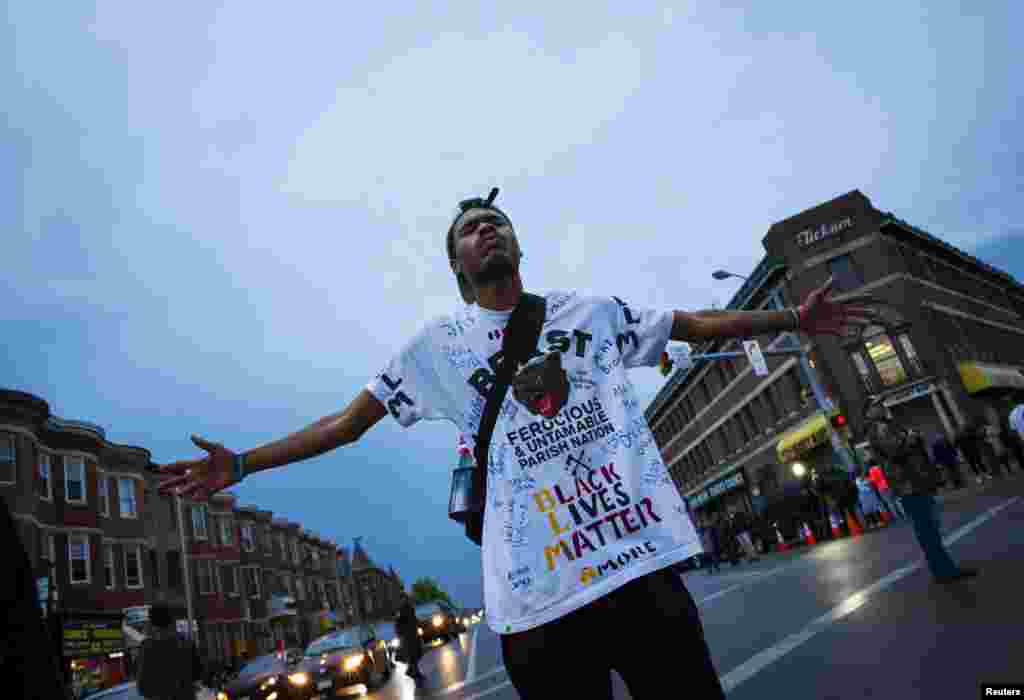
{"left": 4, "top": 2, "right": 1021, "bottom": 608}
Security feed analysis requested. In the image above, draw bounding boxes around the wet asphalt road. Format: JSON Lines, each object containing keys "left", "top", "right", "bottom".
{"left": 334, "top": 476, "right": 1024, "bottom": 700}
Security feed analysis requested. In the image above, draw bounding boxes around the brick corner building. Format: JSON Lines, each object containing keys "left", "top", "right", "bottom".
{"left": 647, "top": 190, "right": 1024, "bottom": 543}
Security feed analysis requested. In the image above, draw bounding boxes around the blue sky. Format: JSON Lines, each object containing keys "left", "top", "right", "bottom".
{"left": 3, "top": 2, "right": 1021, "bottom": 608}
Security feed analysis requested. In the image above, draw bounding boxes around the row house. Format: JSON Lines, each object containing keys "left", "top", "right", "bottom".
{"left": 1, "top": 387, "right": 411, "bottom": 679}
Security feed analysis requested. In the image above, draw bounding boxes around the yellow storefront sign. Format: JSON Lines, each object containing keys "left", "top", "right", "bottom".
{"left": 958, "top": 362, "right": 1024, "bottom": 395}
{"left": 776, "top": 411, "right": 838, "bottom": 463}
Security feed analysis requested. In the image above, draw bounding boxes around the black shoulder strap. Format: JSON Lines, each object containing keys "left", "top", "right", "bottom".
{"left": 473, "top": 292, "right": 547, "bottom": 472}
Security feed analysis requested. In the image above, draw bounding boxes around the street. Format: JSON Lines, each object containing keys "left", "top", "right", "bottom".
{"left": 346, "top": 476, "right": 1024, "bottom": 699}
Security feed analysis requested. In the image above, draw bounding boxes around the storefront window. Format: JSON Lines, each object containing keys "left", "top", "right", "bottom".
{"left": 864, "top": 328, "right": 907, "bottom": 387}
{"left": 192, "top": 505, "right": 208, "bottom": 540}
{"left": 849, "top": 351, "right": 879, "bottom": 393}
{"left": 897, "top": 333, "right": 925, "bottom": 376}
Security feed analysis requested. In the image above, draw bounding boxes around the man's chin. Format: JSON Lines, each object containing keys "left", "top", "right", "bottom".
{"left": 474, "top": 256, "right": 517, "bottom": 286}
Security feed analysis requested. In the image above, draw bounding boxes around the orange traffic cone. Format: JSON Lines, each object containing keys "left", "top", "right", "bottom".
{"left": 803, "top": 523, "right": 817, "bottom": 546}
{"left": 846, "top": 512, "right": 863, "bottom": 537}
{"left": 776, "top": 526, "right": 789, "bottom": 552}
{"left": 830, "top": 513, "right": 843, "bottom": 538}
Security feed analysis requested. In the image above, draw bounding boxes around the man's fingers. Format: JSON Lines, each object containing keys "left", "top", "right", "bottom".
{"left": 158, "top": 459, "right": 196, "bottom": 475}
{"left": 191, "top": 435, "right": 219, "bottom": 453}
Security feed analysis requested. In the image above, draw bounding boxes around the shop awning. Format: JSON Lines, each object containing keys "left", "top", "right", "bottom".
{"left": 958, "top": 362, "right": 1024, "bottom": 395}
{"left": 776, "top": 411, "right": 837, "bottom": 462}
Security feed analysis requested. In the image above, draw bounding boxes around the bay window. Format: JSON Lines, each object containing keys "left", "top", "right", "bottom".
{"left": 118, "top": 478, "right": 137, "bottom": 518}
{"left": 64, "top": 457, "right": 86, "bottom": 504}
{"left": 125, "top": 546, "right": 142, "bottom": 588}
{"left": 68, "top": 534, "right": 91, "bottom": 584}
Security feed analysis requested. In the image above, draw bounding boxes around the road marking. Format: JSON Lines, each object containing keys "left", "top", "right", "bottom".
{"left": 721, "top": 496, "right": 1020, "bottom": 694}
{"left": 440, "top": 496, "right": 1021, "bottom": 699}
{"left": 466, "top": 622, "right": 481, "bottom": 682}
{"left": 431, "top": 665, "right": 507, "bottom": 697}
{"left": 697, "top": 568, "right": 787, "bottom": 606}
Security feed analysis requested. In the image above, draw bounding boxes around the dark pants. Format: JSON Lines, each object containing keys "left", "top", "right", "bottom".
{"left": 900, "top": 494, "right": 961, "bottom": 579}
{"left": 500, "top": 568, "right": 725, "bottom": 699}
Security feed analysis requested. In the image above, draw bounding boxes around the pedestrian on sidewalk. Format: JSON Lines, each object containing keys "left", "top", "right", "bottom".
{"left": 867, "top": 463, "right": 906, "bottom": 519}
{"left": 1005, "top": 402, "right": 1024, "bottom": 471}
{"left": 955, "top": 422, "right": 991, "bottom": 483}
{"left": 854, "top": 468, "right": 883, "bottom": 529}
{"left": 158, "top": 187, "right": 882, "bottom": 700}
{"left": 929, "top": 432, "right": 965, "bottom": 489}
{"left": 732, "top": 511, "right": 760, "bottom": 562}
{"left": 864, "top": 404, "right": 978, "bottom": 583}
{"left": 701, "top": 516, "right": 722, "bottom": 574}
{"left": 984, "top": 420, "right": 1012, "bottom": 477}
{"left": 395, "top": 595, "right": 425, "bottom": 682}
{"left": 136, "top": 603, "right": 203, "bottom": 700}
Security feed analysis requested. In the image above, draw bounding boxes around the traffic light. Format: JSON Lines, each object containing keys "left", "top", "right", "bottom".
{"left": 659, "top": 351, "right": 674, "bottom": 377}
{"left": 830, "top": 413, "right": 847, "bottom": 430}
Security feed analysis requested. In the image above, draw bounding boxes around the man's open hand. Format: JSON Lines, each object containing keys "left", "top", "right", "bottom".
{"left": 158, "top": 436, "right": 238, "bottom": 501}
{"left": 798, "top": 276, "right": 889, "bottom": 338}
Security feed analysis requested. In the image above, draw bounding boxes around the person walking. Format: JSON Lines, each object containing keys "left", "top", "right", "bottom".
{"left": 867, "top": 463, "right": 906, "bottom": 520}
{"left": 854, "top": 468, "right": 883, "bottom": 529}
{"left": 864, "top": 404, "right": 978, "bottom": 583}
{"left": 955, "top": 422, "right": 991, "bottom": 483}
{"left": 700, "top": 517, "right": 721, "bottom": 574}
{"left": 984, "top": 420, "right": 1011, "bottom": 477}
{"left": 928, "top": 432, "right": 965, "bottom": 489}
{"left": 394, "top": 595, "right": 425, "bottom": 681}
{"left": 1, "top": 497, "right": 74, "bottom": 700}
{"left": 732, "top": 511, "right": 760, "bottom": 562}
{"left": 135, "top": 603, "right": 203, "bottom": 700}
{"left": 157, "top": 188, "right": 880, "bottom": 700}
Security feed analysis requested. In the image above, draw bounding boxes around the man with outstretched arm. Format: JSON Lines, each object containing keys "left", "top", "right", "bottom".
{"left": 160, "top": 189, "right": 881, "bottom": 699}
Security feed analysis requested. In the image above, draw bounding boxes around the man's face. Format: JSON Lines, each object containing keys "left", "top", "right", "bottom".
{"left": 451, "top": 208, "right": 520, "bottom": 289}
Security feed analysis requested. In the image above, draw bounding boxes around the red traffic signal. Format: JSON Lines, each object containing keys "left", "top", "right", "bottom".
{"left": 830, "top": 414, "right": 847, "bottom": 429}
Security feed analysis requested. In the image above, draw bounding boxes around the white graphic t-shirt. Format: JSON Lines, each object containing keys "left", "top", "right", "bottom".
{"left": 367, "top": 291, "right": 700, "bottom": 634}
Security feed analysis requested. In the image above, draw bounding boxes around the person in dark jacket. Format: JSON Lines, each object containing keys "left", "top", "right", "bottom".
{"left": 955, "top": 422, "right": 990, "bottom": 483}
{"left": 865, "top": 404, "right": 978, "bottom": 583}
{"left": 136, "top": 603, "right": 202, "bottom": 700}
{"left": 1, "top": 498, "right": 73, "bottom": 700}
{"left": 929, "top": 432, "right": 965, "bottom": 489}
{"left": 395, "top": 595, "right": 425, "bottom": 681}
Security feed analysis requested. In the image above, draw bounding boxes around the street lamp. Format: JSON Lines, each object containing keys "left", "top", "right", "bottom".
{"left": 792, "top": 463, "right": 807, "bottom": 478}
{"left": 710, "top": 267, "right": 856, "bottom": 474}
{"left": 711, "top": 270, "right": 749, "bottom": 281}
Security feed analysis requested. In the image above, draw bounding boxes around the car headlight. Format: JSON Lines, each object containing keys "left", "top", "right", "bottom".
{"left": 343, "top": 653, "right": 365, "bottom": 671}
{"left": 417, "top": 627, "right": 423, "bottom": 636}
{"left": 288, "top": 672, "right": 309, "bottom": 686}
{"left": 216, "top": 693, "right": 229, "bottom": 700}
{"left": 433, "top": 615, "right": 443, "bottom": 627}
{"left": 260, "top": 677, "right": 277, "bottom": 690}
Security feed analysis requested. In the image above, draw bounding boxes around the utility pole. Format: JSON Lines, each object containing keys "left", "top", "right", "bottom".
{"left": 176, "top": 495, "right": 196, "bottom": 643}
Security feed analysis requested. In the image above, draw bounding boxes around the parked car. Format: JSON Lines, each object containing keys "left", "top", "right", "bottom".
{"left": 218, "top": 652, "right": 317, "bottom": 700}
{"left": 415, "top": 601, "right": 464, "bottom": 645}
{"left": 295, "top": 625, "right": 392, "bottom": 698}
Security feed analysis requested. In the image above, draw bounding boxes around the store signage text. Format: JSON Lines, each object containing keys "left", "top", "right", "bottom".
{"left": 63, "top": 621, "right": 125, "bottom": 657}
{"left": 687, "top": 472, "right": 745, "bottom": 508}
{"left": 796, "top": 217, "right": 854, "bottom": 248}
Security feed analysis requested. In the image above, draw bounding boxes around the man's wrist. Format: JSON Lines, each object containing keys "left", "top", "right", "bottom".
{"left": 233, "top": 453, "right": 247, "bottom": 482}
